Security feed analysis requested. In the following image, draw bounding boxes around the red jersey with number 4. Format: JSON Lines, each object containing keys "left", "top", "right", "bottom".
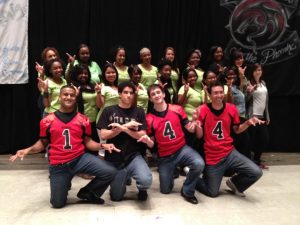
{"left": 197, "top": 103, "right": 240, "bottom": 165}
{"left": 146, "top": 104, "right": 188, "bottom": 157}
{"left": 40, "top": 113, "right": 91, "bottom": 165}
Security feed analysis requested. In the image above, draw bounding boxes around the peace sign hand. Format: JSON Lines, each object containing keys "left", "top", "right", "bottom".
{"left": 66, "top": 53, "right": 76, "bottom": 65}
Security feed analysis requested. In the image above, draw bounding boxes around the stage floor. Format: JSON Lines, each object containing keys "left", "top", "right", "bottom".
{"left": 1, "top": 152, "right": 300, "bottom": 225}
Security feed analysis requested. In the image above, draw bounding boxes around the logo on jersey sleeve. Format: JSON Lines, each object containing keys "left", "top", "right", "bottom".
{"left": 212, "top": 121, "right": 224, "bottom": 140}
{"left": 163, "top": 121, "right": 176, "bottom": 140}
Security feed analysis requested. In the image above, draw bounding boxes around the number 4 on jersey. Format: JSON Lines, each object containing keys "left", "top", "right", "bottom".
{"left": 163, "top": 121, "right": 176, "bottom": 140}
{"left": 212, "top": 121, "right": 224, "bottom": 140}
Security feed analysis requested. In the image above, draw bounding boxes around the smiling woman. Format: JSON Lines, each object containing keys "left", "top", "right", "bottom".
{"left": 69, "top": 64, "right": 100, "bottom": 142}
{"left": 40, "top": 58, "right": 67, "bottom": 118}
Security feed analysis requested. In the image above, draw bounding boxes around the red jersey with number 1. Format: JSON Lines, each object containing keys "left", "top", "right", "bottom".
{"left": 197, "top": 103, "right": 240, "bottom": 165}
{"left": 146, "top": 104, "right": 189, "bottom": 157}
{"left": 40, "top": 112, "right": 91, "bottom": 165}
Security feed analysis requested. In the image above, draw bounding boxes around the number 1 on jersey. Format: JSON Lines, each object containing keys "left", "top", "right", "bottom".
{"left": 62, "top": 129, "right": 72, "bottom": 150}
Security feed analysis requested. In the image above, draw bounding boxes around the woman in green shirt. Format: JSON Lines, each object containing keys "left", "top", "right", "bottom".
{"left": 178, "top": 68, "right": 204, "bottom": 120}
{"left": 70, "top": 64, "right": 100, "bottom": 142}
{"left": 95, "top": 63, "right": 119, "bottom": 122}
{"left": 138, "top": 47, "right": 158, "bottom": 89}
{"left": 163, "top": 47, "right": 181, "bottom": 92}
{"left": 128, "top": 65, "right": 149, "bottom": 113}
{"left": 155, "top": 59, "right": 177, "bottom": 104}
{"left": 111, "top": 46, "right": 129, "bottom": 84}
{"left": 185, "top": 49, "right": 204, "bottom": 93}
{"left": 39, "top": 58, "right": 67, "bottom": 117}
{"left": 66, "top": 44, "right": 102, "bottom": 84}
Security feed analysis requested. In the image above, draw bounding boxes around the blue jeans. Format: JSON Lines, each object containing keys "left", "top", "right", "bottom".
{"left": 109, "top": 154, "right": 152, "bottom": 201}
{"left": 158, "top": 145, "right": 205, "bottom": 197}
{"left": 196, "top": 149, "right": 263, "bottom": 197}
{"left": 49, "top": 153, "right": 117, "bottom": 208}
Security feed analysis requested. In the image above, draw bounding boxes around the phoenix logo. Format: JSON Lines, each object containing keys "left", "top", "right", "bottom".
{"left": 230, "top": 0, "right": 286, "bottom": 51}
{"left": 222, "top": 0, "right": 300, "bottom": 65}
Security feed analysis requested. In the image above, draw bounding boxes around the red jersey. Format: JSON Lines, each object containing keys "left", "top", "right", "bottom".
{"left": 40, "top": 112, "right": 91, "bottom": 165}
{"left": 197, "top": 103, "right": 240, "bottom": 165}
{"left": 146, "top": 104, "right": 188, "bottom": 157}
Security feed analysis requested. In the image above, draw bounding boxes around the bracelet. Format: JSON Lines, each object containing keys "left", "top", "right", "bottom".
{"left": 97, "top": 91, "right": 101, "bottom": 95}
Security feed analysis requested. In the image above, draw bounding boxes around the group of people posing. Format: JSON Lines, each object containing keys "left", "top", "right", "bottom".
{"left": 10, "top": 44, "right": 270, "bottom": 208}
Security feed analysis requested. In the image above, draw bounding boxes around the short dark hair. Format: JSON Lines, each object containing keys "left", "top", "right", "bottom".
{"left": 69, "top": 64, "right": 91, "bottom": 85}
{"left": 118, "top": 81, "right": 136, "bottom": 93}
{"left": 157, "top": 58, "right": 172, "bottom": 72}
{"left": 147, "top": 84, "right": 164, "bottom": 97}
{"left": 128, "top": 64, "right": 142, "bottom": 77}
{"left": 182, "top": 68, "right": 198, "bottom": 81}
{"left": 207, "top": 81, "right": 224, "bottom": 94}
{"left": 60, "top": 84, "right": 76, "bottom": 94}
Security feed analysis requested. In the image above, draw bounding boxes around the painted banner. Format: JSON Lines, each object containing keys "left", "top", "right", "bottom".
{"left": 221, "top": 0, "right": 300, "bottom": 65}
{"left": 0, "top": 0, "right": 28, "bottom": 84}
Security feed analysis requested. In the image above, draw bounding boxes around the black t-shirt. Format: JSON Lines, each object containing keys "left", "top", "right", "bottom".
{"left": 97, "top": 105, "right": 147, "bottom": 165}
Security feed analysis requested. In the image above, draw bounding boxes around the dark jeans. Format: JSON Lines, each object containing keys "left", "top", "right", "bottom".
{"left": 109, "top": 154, "right": 152, "bottom": 201}
{"left": 49, "top": 153, "right": 116, "bottom": 208}
{"left": 196, "top": 149, "right": 262, "bottom": 197}
{"left": 248, "top": 123, "right": 269, "bottom": 164}
{"left": 158, "top": 145, "right": 205, "bottom": 197}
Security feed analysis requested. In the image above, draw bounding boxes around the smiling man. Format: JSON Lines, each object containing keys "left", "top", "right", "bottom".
{"left": 195, "top": 82, "right": 263, "bottom": 198}
{"left": 10, "top": 85, "right": 119, "bottom": 208}
{"left": 139, "top": 84, "right": 205, "bottom": 204}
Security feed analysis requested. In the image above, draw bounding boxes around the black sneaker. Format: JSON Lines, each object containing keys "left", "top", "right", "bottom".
{"left": 181, "top": 189, "right": 198, "bottom": 204}
{"left": 77, "top": 188, "right": 105, "bottom": 204}
{"left": 137, "top": 190, "right": 148, "bottom": 201}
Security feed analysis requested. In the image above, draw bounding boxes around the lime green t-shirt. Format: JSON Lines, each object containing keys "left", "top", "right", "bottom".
{"left": 96, "top": 85, "right": 119, "bottom": 122}
{"left": 171, "top": 69, "right": 179, "bottom": 91}
{"left": 44, "top": 78, "right": 67, "bottom": 113}
{"left": 116, "top": 66, "right": 130, "bottom": 84}
{"left": 82, "top": 91, "right": 98, "bottom": 122}
{"left": 138, "top": 64, "right": 158, "bottom": 89}
{"left": 136, "top": 83, "right": 149, "bottom": 113}
{"left": 194, "top": 68, "right": 204, "bottom": 93}
{"left": 178, "top": 85, "right": 204, "bottom": 120}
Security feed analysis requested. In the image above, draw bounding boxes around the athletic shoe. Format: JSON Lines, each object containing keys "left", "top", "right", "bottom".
{"left": 226, "top": 179, "right": 246, "bottom": 197}
{"left": 137, "top": 190, "right": 148, "bottom": 201}
{"left": 183, "top": 166, "right": 190, "bottom": 175}
{"left": 77, "top": 188, "right": 105, "bottom": 204}
{"left": 259, "top": 163, "right": 269, "bottom": 170}
{"left": 181, "top": 188, "right": 198, "bottom": 204}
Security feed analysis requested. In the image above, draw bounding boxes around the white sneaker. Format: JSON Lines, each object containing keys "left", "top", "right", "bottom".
{"left": 183, "top": 166, "right": 190, "bottom": 175}
{"left": 226, "top": 179, "right": 246, "bottom": 197}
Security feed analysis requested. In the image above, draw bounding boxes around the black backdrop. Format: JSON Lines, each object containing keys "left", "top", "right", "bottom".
{"left": 1, "top": 0, "right": 300, "bottom": 154}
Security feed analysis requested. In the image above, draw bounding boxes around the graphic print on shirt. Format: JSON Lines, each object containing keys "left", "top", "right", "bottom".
{"left": 62, "top": 129, "right": 72, "bottom": 150}
{"left": 212, "top": 121, "right": 224, "bottom": 140}
{"left": 109, "top": 113, "right": 136, "bottom": 125}
{"left": 163, "top": 121, "right": 176, "bottom": 140}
